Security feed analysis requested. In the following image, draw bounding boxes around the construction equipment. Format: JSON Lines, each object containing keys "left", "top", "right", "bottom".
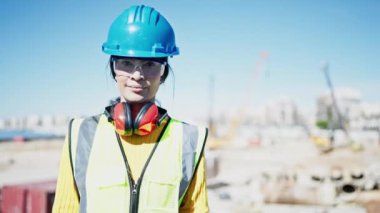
{"left": 311, "top": 62, "right": 358, "bottom": 152}
{"left": 321, "top": 62, "right": 346, "bottom": 132}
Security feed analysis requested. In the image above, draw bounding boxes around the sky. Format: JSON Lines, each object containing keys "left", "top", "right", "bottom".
{"left": 1, "top": 0, "right": 379, "bottom": 124}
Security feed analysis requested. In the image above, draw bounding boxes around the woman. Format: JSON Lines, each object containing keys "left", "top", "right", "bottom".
{"left": 53, "top": 5, "right": 209, "bottom": 213}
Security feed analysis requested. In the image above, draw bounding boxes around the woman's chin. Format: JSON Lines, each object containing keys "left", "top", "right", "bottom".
{"left": 122, "top": 94, "right": 148, "bottom": 103}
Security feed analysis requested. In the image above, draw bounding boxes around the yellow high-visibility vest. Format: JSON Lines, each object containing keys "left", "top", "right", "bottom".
{"left": 68, "top": 114, "right": 207, "bottom": 213}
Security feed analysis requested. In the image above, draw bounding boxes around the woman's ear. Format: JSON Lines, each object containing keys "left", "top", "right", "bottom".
{"left": 159, "top": 66, "right": 165, "bottom": 84}
{"left": 160, "top": 64, "right": 169, "bottom": 84}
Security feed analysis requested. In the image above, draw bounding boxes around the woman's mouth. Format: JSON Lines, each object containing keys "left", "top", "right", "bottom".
{"left": 128, "top": 86, "right": 146, "bottom": 92}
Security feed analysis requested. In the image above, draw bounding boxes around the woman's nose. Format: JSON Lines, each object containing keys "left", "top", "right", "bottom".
{"left": 130, "top": 69, "right": 145, "bottom": 80}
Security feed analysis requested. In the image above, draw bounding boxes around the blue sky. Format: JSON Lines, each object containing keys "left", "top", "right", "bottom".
{"left": 1, "top": 0, "right": 379, "bottom": 122}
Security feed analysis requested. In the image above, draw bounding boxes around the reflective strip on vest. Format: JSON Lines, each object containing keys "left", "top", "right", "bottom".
{"left": 69, "top": 115, "right": 207, "bottom": 212}
{"left": 178, "top": 123, "right": 207, "bottom": 203}
{"left": 69, "top": 116, "right": 100, "bottom": 213}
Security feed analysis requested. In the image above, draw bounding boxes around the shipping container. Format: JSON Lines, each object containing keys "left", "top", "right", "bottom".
{"left": 1, "top": 180, "right": 56, "bottom": 213}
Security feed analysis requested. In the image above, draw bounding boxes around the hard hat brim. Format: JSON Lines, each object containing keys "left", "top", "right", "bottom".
{"left": 102, "top": 44, "right": 179, "bottom": 58}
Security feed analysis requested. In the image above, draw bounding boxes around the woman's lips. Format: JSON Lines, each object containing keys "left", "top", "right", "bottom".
{"left": 128, "top": 85, "right": 146, "bottom": 92}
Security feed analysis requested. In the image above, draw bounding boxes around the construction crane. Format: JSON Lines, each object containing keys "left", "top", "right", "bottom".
{"left": 321, "top": 62, "right": 346, "bottom": 132}
{"left": 311, "top": 62, "right": 358, "bottom": 152}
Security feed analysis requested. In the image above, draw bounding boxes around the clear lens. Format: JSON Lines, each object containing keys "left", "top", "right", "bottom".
{"left": 114, "top": 59, "right": 164, "bottom": 77}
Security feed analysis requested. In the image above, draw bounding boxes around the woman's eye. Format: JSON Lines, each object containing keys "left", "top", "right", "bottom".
{"left": 121, "top": 61, "right": 133, "bottom": 67}
{"left": 144, "top": 62, "right": 155, "bottom": 67}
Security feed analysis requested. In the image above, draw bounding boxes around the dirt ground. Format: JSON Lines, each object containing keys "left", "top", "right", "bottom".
{"left": 2, "top": 139, "right": 380, "bottom": 212}
{"left": 0, "top": 139, "right": 64, "bottom": 187}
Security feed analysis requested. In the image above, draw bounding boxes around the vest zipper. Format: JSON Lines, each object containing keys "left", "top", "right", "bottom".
{"left": 126, "top": 141, "right": 159, "bottom": 213}
{"left": 116, "top": 136, "right": 140, "bottom": 213}
{"left": 130, "top": 182, "right": 138, "bottom": 213}
{"left": 115, "top": 118, "right": 171, "bottom": 213}
{"left": 121, "top": 150, "right": 144, "bottom": 213}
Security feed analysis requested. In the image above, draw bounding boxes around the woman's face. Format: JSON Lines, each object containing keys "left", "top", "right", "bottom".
{"left": 114, "top": 58, "right": 165, "bottom": 103}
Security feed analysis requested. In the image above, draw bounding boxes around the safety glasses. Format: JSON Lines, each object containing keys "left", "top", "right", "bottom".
{"left": 113, "top": 58, "right": 166, "bottom": 78}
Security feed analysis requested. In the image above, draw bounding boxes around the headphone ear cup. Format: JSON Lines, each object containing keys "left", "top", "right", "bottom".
{"left": 134, "top": 102, "right": 158, "bottom": 136}
{"left": 134, "top": 102, "right": 153, "bottom": 128}
{"left": 112, "top": 102, "right": 133, "bottom": 136}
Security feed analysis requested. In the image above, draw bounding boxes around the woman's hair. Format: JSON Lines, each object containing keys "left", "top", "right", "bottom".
{"left": 109, "top": 56, "right": 170, "bottom": 84}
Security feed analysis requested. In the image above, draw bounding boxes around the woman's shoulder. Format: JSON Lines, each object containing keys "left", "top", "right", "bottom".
{"left": 68, "top": 114, "right": 105, "bottom": 125}
{"left": 169, "top": 118, "right": 208, "bottom": 130}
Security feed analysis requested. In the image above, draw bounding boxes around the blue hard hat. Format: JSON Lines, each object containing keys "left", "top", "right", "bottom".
{"left": 102, "top": 5, "right": 179, "bottom": 58}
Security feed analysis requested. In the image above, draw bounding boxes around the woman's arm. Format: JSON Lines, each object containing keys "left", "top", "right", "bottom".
{"left": 179, "top": 154, "right": 209, "bottom": 213}
{"left": 52, "top": 137, "right": 79, "bottom": 213}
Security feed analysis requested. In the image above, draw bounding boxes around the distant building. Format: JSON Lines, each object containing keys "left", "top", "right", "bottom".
{"left": 251, "top": 97, "right": 300, "bottom": 126}
{"left": 350, "top": 102, "right": 380, "bottom": 131}
{"left": 9, "top": 117, "right": 23, "bottom": 130}
{"left": 316, "top": 87, "right": 380, "bottom": 131}
{"left": 316, "top": 88, "right": 361, "bottom": 129}
{"left": 25, "top": 114, "right": 41, "bottom": 130}
{"left": 0, "top": 118, "right": 5, "bottom": 129}
{"left": 0, "top": 114, "right": 71, "bottom": 135}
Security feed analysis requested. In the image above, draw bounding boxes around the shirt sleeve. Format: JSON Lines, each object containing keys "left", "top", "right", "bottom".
{"left": 52, "top": 135, "right": 80, "bottom": 213}
{"left": 179, "top": 154, "right": 209, "bottom": 213}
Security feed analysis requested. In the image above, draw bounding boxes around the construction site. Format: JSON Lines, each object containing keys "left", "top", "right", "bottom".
{"left": 1, "top": 1, "right": 379, "bottom": 212}
{"left": 1, "top": 53, "right": 380, "bottom": 213}
{"left": 204, "top": 58, "right": 380, "bottom": 212}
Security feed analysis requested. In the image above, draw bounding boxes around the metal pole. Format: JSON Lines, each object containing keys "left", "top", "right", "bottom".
{"left": 321, "top": 62, "right": 346, "bottom": 132}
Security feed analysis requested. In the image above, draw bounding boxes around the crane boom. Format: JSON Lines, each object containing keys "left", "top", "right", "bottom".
{"left": 321, "top": 62, "right": 346, "bottom": 131}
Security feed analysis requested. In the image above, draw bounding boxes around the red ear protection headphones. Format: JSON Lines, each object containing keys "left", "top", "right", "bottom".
{"left": 104, "top": 101, "right": 168, "bottom": 136}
